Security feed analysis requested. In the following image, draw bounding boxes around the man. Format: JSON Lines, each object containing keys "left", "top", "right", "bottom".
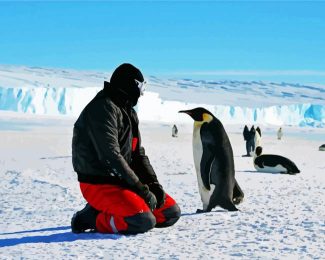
{"left": 71, "top": 63, "right": 181, "bottom": 234}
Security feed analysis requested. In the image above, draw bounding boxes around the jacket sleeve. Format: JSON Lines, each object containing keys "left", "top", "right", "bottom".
{"left": 130, "top": 114, "right": 159, "bottom": 185}
{"left": 85, "top": 100, "right": 140, "bottom": 187}
{"left": 132, "top": 143, "right": 159, "bottom": 185}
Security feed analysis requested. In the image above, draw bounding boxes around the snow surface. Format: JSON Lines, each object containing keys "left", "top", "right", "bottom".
{"left": 1, "top": 65, "right": 325, "bottom": 127}
{"left": 0, "top": 113, "right": 324, "bottom": 259}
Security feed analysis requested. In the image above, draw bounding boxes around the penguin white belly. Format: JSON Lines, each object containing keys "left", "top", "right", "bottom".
{"left": 254, "top": 132, "right": 262, "bottom": 148}
{"left": 254, "top": 163, "right": 287, "bottom": 173}
{"left": 193, "top": 125, "right": 215, "bottom": 210}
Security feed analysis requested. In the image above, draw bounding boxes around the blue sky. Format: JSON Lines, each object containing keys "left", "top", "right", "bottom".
{"left": 0, "top": 1, "right": 325, "bottom": 84}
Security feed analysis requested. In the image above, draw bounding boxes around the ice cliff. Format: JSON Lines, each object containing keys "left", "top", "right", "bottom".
{"left": 0, "top": 65, "right": 324, "bottom": 127}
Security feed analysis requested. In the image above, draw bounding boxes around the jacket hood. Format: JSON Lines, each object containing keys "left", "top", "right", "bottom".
{"left": 108, "top": 63, "right": 145, "bottom": 107}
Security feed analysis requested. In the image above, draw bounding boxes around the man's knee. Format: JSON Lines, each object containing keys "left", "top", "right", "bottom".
{"left": 123, "top": 212, "right": 156, "bottom": 234}
{"left": 156, "top": 203, "right": 181, "bottom": 228}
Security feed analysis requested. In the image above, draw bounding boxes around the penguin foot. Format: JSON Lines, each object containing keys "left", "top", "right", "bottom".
{"left": 196, "top": 209, "right": 205, "bottom": 213}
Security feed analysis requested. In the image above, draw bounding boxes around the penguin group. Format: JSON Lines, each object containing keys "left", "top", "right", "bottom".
{"left": 243, "top": 125, "right": 262, "bottom": 157}
{"left": 247, "top": 126, "right": 300, "bottom": 174}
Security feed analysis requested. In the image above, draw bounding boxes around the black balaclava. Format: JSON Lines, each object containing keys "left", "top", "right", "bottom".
{"left": 107, "top": 63, "right": 144, "bottom": 107}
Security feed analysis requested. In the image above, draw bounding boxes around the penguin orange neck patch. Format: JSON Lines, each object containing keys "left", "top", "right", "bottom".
{"left": 202, "top": 113, "right": 213, "bottom": 123}
{"left": 194, "top": 113, "right": 213, "bottom": 127}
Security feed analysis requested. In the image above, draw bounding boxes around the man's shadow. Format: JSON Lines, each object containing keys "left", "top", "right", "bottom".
{"left": 0, "top": 226, "right": 121, "bottom": 248}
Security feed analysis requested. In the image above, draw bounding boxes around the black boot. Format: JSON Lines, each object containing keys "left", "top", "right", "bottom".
{"left": 71, "top": 203, "right": 99, "bottom": 233}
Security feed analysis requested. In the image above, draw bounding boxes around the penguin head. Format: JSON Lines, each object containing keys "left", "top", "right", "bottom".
{"left": 179, "top": 107, "right": 214, "bottom": 124}
{"left": 255, "top": 146, "right": 263, "bottom": 156}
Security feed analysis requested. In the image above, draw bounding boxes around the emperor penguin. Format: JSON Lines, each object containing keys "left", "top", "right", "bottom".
{"left": 172, "top": 124, "right": 178, "bottom": 137}
{"left": 277, "top": 127, "right": 283, "bottom": 140}
{"left": 179, "top": 107, "right": 244, "bottom": 212}
{"left": 254, "top": 127, "right": 262, "bottom": 152}
{"left": 253, "top": 146, "right": 300, "bottom": 174}
{"left": 318, "top": 144, "right": 325, "bottom": 151}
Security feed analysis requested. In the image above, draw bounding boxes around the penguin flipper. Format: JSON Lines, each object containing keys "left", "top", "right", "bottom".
{"left": 200, "top": 147, "right": 214, "bottom": 190}
{"left": 200, "top": 123, "right": 217, "bottom": 190}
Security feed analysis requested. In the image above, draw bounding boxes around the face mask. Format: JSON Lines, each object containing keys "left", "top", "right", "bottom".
{"left": 134, "top": 79, "right": 147, "bottom": 96}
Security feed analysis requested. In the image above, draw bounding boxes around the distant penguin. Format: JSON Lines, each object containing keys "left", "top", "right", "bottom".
{"left": 243, "top": 125, "right": 251, "bottom": 156}
{"left": 277, "top": 127, "right": 283, "bottom": 140}
{"left": 253, "top": 146, "right": 300, "bottom": 174}
{"left": 319, "top": 144, "right": 325, "bottom": 151}
{"left": 247, "top": 126, "right": 256, "bottom": 156}
{"left": 256, "top": 127, "right": 261, "bottom": 137}
{"left": 172, "top": 124, "right": 178, "bottom": 137}
{"left": 243, "top": 125, "right": 249, "bottom": 141}
{"left": 179, "top": 107, "right": 244, "bottom": 212}
{"left": 254, "top": 127, "right": 262, "bottom": 150}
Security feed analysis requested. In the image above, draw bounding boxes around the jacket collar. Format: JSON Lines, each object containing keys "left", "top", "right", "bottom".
{"left": 103, "top": 81, "right": 133, "bottom": 110}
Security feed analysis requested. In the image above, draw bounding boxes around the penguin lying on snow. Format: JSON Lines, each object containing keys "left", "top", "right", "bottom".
{"left": 253, "top": 146, "right": 300, "bottom": 174}
{"left": 179, "top": 107, "right": 244, "bottom": 212}
{"left": 319, "top": 144, "right": 325, "bottom": 151}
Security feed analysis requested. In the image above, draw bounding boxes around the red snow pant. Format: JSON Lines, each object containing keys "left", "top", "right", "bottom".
{"left": 80, "top": 182, "right": 181, "bottom": 234}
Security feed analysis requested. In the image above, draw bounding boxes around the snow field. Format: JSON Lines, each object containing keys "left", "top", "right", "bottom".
{"left": 0, "top": 116, "right": 324, "bottom": 259}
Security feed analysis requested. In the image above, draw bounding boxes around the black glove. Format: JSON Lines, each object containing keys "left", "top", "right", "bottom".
{"left": 134, "top": 182, "right": 157, "bottom": 211}
{"left": 148, "top": 182, "right": 166, "bottom": 209}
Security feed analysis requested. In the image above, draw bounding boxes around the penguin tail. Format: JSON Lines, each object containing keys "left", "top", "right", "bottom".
{"left": 233, "top": 196, "right": 244, "bottom": 205}
{"left": 288, "top": 166, "right": 300, "bottom": 174}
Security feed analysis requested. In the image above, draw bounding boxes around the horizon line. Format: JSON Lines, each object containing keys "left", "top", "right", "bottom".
{"left": 169, "top": 70, "right": 325, "bottom": 77}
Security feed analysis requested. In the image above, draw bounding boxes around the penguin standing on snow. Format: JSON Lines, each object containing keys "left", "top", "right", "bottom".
{"left": 172, "top": 124, "right": 178, "bottom": 137}
{"left": 179, "top": 107, "right": 244, "bottom": 212}
{"left": 277, "top": 127, "right": 283, "bottom": 140}
{"left": 254, "top": 126, "right": 262, "bottom": 150}
{"left": 253, "top": 146, "right": 300, "bottom": 174}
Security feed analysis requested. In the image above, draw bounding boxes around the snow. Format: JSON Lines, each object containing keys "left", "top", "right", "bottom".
{"left": 0, "top": 114, "right": 324, "bottom": 259}
{"left": 1, "top": 65, "right": 325, "bottom": 127}
{"left": 0, "top": 65, "right": 324, "bottom": 258}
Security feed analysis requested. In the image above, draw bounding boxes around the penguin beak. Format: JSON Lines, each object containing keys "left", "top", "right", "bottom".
{"left": 178, "top": 110, "right": 191, "bottom": 115}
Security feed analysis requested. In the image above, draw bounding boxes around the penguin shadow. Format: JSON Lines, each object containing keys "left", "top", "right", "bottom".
{"left": 240, "top": 155, "right": 253, "bottom": 158}
{"left": 237, "top": 170, "right": 297, "bottom": 175}
{"left": 0, "top": 226, "right": 121, "bottom": 248}
{"left": 237, "top": 170, "right": 256, "bottom": 173}
{"left": 181, "top": 209, "right": 235, "bottom": 217}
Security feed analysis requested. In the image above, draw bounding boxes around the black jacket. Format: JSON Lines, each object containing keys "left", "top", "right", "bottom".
{"left": 72, "top": 86, "right": 158, "bottom": 189}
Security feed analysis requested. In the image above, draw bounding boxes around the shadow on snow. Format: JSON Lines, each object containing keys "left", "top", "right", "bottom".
{"left": 0, "top": 226, "right": 121, "bottom": 248}
{"left": 0, "top": 226, "right": 71, "bottom": 236}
